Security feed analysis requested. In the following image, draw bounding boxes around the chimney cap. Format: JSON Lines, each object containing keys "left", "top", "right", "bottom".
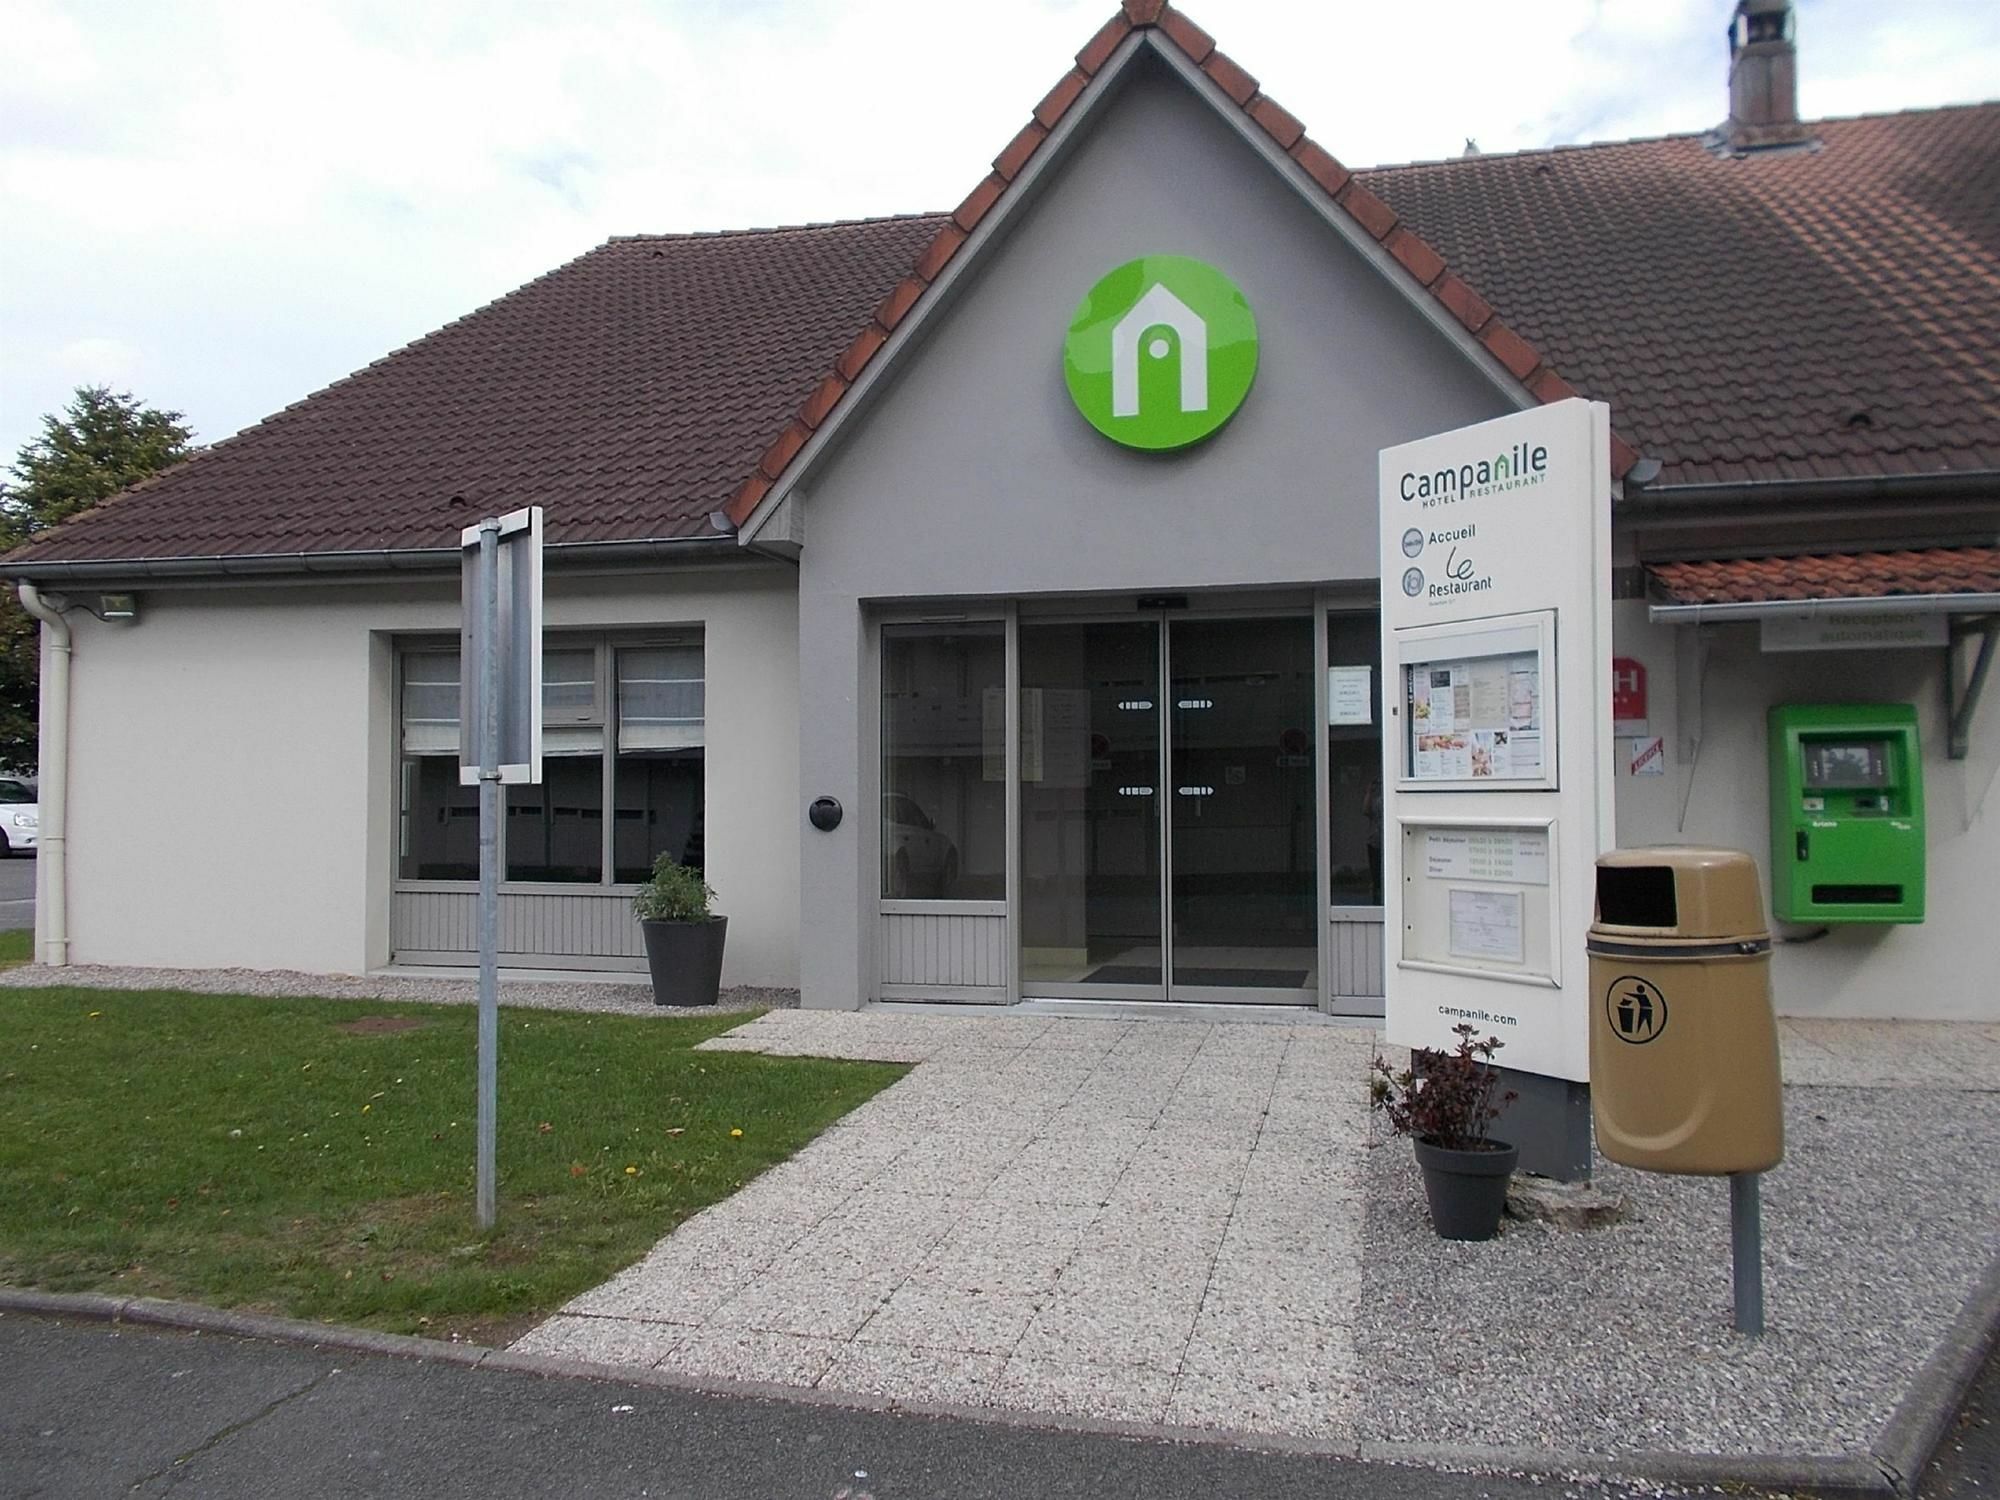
{"left": 1725, "top": 0, "right": 1810, "bottom": 150}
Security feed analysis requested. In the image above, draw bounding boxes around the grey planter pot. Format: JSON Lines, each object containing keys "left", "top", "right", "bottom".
{"left": 640, "top": 916, "right": 728, "bottom": 1008}
{"left": 1412, "top": 1136, "right": 1519, "bottom": 1241}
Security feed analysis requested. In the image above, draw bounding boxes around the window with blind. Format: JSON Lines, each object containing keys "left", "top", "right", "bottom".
{"left": 397, "top": 635, "right": 704, "bottom": 886}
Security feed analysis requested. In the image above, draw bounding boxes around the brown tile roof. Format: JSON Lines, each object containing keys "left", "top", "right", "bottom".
{"left": 9, "top": 1, "right": 1996, "bottom": 572}
{"left": 1365, "top": 106, "right": 2000, "bottom": 491}
{"left": 5, "top": 215, "right": 946, "bottom": 565}
{"left": 1649, "top": 546, "right": 2000, "bottom": 605}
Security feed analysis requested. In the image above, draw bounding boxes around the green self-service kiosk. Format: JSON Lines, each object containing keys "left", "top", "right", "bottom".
{"left": 1768, "top": 704, "right": 1925, "bottom": 924}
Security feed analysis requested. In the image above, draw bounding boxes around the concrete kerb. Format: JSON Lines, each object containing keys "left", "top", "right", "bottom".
{"left": 1873, "top": 1249, "right": 2000, "bottom": 1497}
{"left": 8, "top": 1268, "right": 2000, "bottom": 1495}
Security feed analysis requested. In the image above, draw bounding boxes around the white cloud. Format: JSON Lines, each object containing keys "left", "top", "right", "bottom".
{"left": 50, "top": 336, "right": 142, "bottom": 383}
{"left": 2, "top": 0, "right": 1994, "bottom": 459}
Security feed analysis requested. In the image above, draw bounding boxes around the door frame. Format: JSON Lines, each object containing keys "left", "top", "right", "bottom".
{"left": 865, "top": 591, "right": 1387, "bottom": 1015}
{"left": 1015, "top": 605, "right": 1320, "bottom": 1006}
{"left": 1321, "top": 588, "right": 1389, "bottom": 1018}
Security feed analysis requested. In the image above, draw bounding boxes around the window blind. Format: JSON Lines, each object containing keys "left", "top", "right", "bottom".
{"left": 618, "top": 645, "right": 704, "bottom": 750}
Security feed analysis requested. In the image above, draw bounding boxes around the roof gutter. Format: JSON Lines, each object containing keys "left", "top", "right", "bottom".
{"left": 1622, "top": 468, "right": 2000, "bottom": 512}
{"left": 1648, "top": 592, "right": 2000, "bottom": 625}
{"left": 0, "top": 534, "right": 742, "bottom": 585}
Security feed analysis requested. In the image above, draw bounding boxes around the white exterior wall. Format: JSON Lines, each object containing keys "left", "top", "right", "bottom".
{"left": 1611, "top": 599, "right": 1999, "bottom": 1020}
{"left": 46, "top": 565, "right": 801, "bottom": 987}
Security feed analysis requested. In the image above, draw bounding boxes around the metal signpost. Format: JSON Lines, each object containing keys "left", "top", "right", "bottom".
{"left": 459, "top": 506, "right": 543, "bottom": 1229}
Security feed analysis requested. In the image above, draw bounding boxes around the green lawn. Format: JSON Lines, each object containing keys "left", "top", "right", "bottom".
{"left": 0, "top": 989, "right": 905, "bottom": 1343}
{"left": 0, "top": 930, "right": 31, "bottom": 969}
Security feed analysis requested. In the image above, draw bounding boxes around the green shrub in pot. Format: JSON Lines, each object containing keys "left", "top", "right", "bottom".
{"left": 633, "top": 855, "right": 726, "bottom": 1007}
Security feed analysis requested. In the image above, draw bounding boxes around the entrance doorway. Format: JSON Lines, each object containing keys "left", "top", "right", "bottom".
{"left": 1018, "top": 614, "right": 1318, "bottom": 1003}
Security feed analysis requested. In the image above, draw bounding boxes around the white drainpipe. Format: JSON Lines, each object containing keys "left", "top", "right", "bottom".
{"left": 16, "top": 583, "right": 68, "bottom": 966}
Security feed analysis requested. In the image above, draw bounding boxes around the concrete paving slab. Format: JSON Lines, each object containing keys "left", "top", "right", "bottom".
{"left": 989, "top": 1354, "right": 1177, "bottom": 1425}
{"left": 508, "top": 1313, "right": 682, "bottom": 1367}
{"left": 656, "top": 1327, "right": 842, "bottom": 1386}
{"left": 823, "top": 1338, "right": 1008, "bottom": 1404}
{"left": 947, "top": 1196, "right": 1102, "bottom": 1245}
{"left": 512, "top": 1005, "right": 2000, "bottom": 1477}
{"left": 859, "top": 1283, "right": 1043, "bottom": 1356}
{"left": 1012, "top": 1290, "right": 1202, "bottom": 1371}
{"left": 1166, "top": 1368, "right": 1357, "bottom": 1441}
{"left": 564, "top": 1269, "right": 740, "bottom": 1326}
{"left": 708, "top": 1274, "right": 896, "bottom": 1341}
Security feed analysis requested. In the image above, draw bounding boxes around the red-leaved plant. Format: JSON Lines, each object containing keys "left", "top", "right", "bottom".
{"left": 1370, "top": 1023, "right": 1518, "bottom": 1152}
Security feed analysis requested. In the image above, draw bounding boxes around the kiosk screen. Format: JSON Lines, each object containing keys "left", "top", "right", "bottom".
{"left": 1802, "top": 740, "right": 1887, "bottom": 790}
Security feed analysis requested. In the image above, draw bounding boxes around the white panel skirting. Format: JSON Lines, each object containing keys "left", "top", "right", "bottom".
{"left": 392, "top": 886, "right": 647, "bottom": 970}
{"left": 1330, "top": 909, "right": 1386, "bottom": 1000}
{"left": 877, "top": 904, "right": 1009, "bottom": 1002}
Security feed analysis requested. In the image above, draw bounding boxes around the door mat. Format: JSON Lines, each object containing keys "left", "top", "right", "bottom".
{"left": 1083, "top": 965, "right": 1309, "bottom": 989}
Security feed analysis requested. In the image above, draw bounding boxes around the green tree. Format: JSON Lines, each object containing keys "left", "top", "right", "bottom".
{"left": 4, "top": 385, "right": 193, "bottom": 537}
{"left": 0, "top": 386, "right": 194, "bottom": 771}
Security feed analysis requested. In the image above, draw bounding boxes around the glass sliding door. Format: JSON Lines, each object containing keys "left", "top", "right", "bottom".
{"left": 1168, "top": 617, "right": 1318, "bottom": 1001}
{"left": 1018, "top": 620, "right": 1164, "bottom": 997}
{"left": 880, "top": 623, "right": 1007, "bottom": 901}
{"left": 1013, "top": 611, "right": 1322, "bottom": 1004}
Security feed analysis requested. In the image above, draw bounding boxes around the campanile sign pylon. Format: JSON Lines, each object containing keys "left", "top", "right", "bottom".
{"left": 1377, "top": 400, "right": 1614, "bottom": 1177}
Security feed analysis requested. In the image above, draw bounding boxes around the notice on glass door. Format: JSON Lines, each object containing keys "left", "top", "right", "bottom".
{"left": 1328, "top": 665, "right": 1373, "bottom": 726}
{"left": 1448, "top": 887, "right": 1524, "bottom": 963}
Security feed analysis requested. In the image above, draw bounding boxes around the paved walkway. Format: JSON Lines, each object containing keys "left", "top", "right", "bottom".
{"left": 518, "top": 1011, "right": 1372, "bottom": 1437}
{"left": 515, "top": 1008, "right": 2000, "bottom": 1457}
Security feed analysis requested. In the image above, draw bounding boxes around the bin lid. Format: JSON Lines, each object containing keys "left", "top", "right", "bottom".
{"left": 1592, "top": 846, "right": 1769, "bottom": 942}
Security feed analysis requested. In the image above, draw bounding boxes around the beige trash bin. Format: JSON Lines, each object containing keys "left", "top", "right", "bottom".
{"left": 1587, "top": 847, "right": 1783, "bottom": 1175}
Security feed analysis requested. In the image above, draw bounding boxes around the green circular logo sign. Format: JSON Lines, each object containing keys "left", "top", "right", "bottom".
{"left": 1062, "top": 255, "right": 1258, "bottom": 450}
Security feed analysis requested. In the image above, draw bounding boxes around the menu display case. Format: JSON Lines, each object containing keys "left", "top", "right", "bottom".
{"left": 1395, "top": 611, "right": 1557, "bottom": 792}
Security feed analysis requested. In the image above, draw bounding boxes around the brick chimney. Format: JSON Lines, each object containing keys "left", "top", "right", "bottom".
{"left": 1727, "top": 0, "right": 1811, "bottom": 148}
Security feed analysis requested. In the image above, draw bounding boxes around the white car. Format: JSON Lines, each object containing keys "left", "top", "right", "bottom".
{"left": 883, "top": 792, "right": 958, "bottom": 898}
{"left": 0, "top": 778, "right": 37, "bottom": 856}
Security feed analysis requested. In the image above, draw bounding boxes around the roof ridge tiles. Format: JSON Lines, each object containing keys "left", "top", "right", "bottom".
{"left": 1362, "top": 98, "right": 2000, "bottom": 176}
{"left": 1362, "top": 131, "right": 1710, "bottom": 175}
{"left": 608, "top": 212, "right": 951, "bottom": 244}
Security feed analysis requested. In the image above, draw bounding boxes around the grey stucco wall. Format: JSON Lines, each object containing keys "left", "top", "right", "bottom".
{"left": 791, "top": 54, "right": 1517, "bottom": 1008}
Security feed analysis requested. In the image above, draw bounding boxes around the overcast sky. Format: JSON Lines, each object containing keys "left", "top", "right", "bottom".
{"left": 4, "top": 0, "right": 1997, "bottom": 464}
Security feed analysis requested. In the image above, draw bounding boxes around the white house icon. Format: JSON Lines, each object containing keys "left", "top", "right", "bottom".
{"left": 1111, "top": 283, "right": 1208, "bottom": 418}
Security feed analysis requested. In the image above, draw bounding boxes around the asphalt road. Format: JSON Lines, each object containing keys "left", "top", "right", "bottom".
{"left": 0, "top": 1311, "right": 1864, "bottom": 1500}
{"left": 0, "top": 851, "right": 33, "bottom": 932}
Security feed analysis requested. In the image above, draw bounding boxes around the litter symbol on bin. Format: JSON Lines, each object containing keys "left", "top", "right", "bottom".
{"left": 1606, "top": 975, "right": 1668, "bottom": 1044}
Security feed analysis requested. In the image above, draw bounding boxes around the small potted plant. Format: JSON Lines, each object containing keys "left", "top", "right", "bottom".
{"left": 1371, "top": 1023, "right": 1520, "bottom": 1241}
{"left": 633, "top": 854, "right": 727, "bottom": 1008}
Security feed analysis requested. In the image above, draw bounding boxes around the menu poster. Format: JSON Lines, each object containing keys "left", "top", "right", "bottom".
{"left": 1406, "top": 649, "right": 1544, "bottom": 782}
{"left": 1508, "top": 665, "right": 1539, "bottom": 730}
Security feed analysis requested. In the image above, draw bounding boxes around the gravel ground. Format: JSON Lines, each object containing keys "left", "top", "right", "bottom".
{"left": 0, "top": 962, "right": 798, "bottom": 1017}
{"left": 1355, "top": 1083, "right": 2000, "bottom": 1459}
